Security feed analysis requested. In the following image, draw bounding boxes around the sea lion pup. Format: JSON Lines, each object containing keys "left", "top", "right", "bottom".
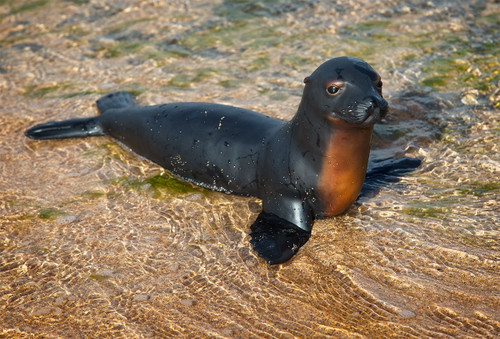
{"left": 26, "top": 56, "right": 393, "bottom": 264}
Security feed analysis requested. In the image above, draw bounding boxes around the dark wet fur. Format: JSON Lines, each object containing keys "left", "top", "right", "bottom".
{"left": 24, "top": 57, "right": 421, "bottom": 265}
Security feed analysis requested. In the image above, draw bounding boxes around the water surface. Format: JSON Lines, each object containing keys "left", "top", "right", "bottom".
{"left": 0, "top": 0, "right": 499, "bottom": 337}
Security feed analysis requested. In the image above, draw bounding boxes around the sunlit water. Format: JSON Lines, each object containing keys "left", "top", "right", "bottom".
{"left": 1, "top": 0, "right": 499, "bottom": 337}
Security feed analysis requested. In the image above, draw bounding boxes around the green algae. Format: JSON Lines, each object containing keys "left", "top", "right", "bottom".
{"left": 105, "top": 18, "right": 154, "bottom": 36}
{"left": 475, "top": 11, "right": 500, "bottom": 28}
{"left": 268, "top": 92, "right": 288, "bottom": 101}
{"left": 81, "top": 191, "right": 107, "bottom": 199}
{"left": 167, "top": 68, "right": 220, "bottom": 88}
{"left": 405, "top": 181, "right": 498, "bottom": 220}
{"left": 61, "top": 25, "right": 92, "bottom": 42}
{"left": 403, "top": 205, "right": 451, "bottom": 219}
{"left": 218, "top": 79, "right": 240, "bottom": 88}
{"left": 403, "top": 199, "right": 454, "bottom": 219}
{"left": 145, "top": 174, "right": 204, "bottom": 195}
{"left": 179, "top": 23, "right": 240, "bottom": 51}
{"left": 178, "top": 18, "right": 280, "bottom": 52}
{"left": 188, "top": 67, "right": 219, "bottom": 81}
{"left": 22, "top": 82, "right": 135, "bottom": 99}
{"left": 0, "top": 35, "right": 28, "bottom": 47}
{"left": 214, "top": 0, "right": 304, "bottom": 20}
{"left": 280, "top": 55, "right": 313, "bottom": 70}
{"left": 440, "top": 122, "right": 500, "bottom": 154}
{"left": 38, "top": 208, "right": 66, "bottom": 220}
{"left": 22, "top": 83, "right": 73, "bottom": 98}
{"left": 425, "top": 181, "right": 499, "bottom": 200}
{"left": 3, "top": 198, "right": 46, "bottom": 221}
{"left": 32, "top": 246, "right": 51, "bottom": 254}
{"left": 65, "top": 0, "right": 90, "bottom": 4}
{"left": 419, "top": 51, "right": 499, "bottom": 96}
{"left": 61, "top": 90, "right": 99, "bottom": 98}
{"left": 455, "top": 182, "right": 499, "bottom": 197}
{"left": 82, "top": 143, "right": 119, "bottom": 158}
{"left": 460, "top": 234, "right": 498, "bottom": 250}
{"left": 250, "top": 56, "right": 270, "bottom": 71}
{"left": 342, "top": 20, "right": 408, "bottom": 50}
{"left": 88, "top": 274, "right": 108, "bottom": 281}
{"left": 142, "top": 47, "right": 191, "bottom": 66}
{"left": 109, "top": 172, "right": 208, "bottom": 198}
{"left": 351, "top": 20, "right": 392, "bottom": 31}
{"left": 98, "top": 41, "right": 145, "bottom": 58}
{"left": 167, "top": 73, "right": 192, "bottom": 88}
{"left": 9, "top": 0, "right": 49, "bottom": 14}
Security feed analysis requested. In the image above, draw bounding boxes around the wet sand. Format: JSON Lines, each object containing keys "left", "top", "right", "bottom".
{"left": 1, "top": 0, "right": 499, "bottom": 337}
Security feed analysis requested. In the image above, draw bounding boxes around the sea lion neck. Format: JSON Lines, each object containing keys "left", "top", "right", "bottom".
{"left": 287, "top": 97, "right": 374, "bottom": 154}
{"left": 286, "top": 98, "right": 334, "bottom": 153}
{"left": 288, "top": 99, "right": 374, "bottom": 216}
{"left": 317, "top": 121, "right": 374, "bottom": 216}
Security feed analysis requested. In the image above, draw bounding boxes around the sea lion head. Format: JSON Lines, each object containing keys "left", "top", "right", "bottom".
{"left": 303, "top": 56, "right": 388, "bottom": 126}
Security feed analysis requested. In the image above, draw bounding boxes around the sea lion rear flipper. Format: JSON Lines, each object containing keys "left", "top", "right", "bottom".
{"left": 360, "top": 156, "right": 422, "bottom": 197}
{"left": 96, "top": 91, "right": 137, "bottom": 114}
{"left": 249, "top": 212, "right": 311, "bottom": 265}
{"left": 25, "top": 117, "right": 104, "bottom": 140}
{"left": 25, "top": 92, "right": 138, "bottom": 140}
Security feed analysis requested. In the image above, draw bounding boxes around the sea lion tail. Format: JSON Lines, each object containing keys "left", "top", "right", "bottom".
{"left": 25, "top": 92, "right": 137, "bottom": 140}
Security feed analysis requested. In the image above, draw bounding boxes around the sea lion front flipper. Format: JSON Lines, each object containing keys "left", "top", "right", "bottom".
{"left": 249, "top": 212, "right": 311, "bottom": 265}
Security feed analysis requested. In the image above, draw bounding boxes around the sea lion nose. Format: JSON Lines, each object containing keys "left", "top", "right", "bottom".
{"left": 366, "top": 96, "right": 388, "bottom": 118}
{"left": 378, "top": 97, "right": 389, "bottom": 117}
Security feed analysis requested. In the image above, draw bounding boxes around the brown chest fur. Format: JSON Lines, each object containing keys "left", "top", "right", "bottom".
{"left": 317, "top": 121, "right": 373, "bottom": 216}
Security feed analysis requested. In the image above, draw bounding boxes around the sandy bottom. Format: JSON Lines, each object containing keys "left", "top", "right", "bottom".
{"left": 1, "top": 0, "right": 499, "bottom": 337}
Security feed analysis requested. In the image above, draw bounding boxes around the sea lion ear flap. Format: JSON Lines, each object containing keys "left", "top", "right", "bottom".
{"left": 303, "top": 76, "right": 311, "bottom": 84}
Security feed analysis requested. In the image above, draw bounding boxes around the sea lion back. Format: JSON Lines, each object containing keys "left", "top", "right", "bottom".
{"left": 98, "top": 95, "right": 284, "bottom": 195}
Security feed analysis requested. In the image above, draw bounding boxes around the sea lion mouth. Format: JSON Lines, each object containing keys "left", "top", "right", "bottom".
{"left": 360, "top": 98, "right": 389, "bottom": 125}
{"left": 334, "top": 96, "right": 388, "bottom": 126}
{"left": 359, "top": 111, "right": 382, "bottom": 126}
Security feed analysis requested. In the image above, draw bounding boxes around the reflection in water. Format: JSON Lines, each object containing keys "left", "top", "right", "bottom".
{"left": 1, "top": 0, "right": 499, "bottom": 337}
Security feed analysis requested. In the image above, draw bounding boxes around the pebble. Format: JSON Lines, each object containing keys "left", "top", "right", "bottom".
{"left": 56, "top": 215, "right": 77, "bottom": 225}
{"left": 399, "top": 309, "right": 416, "bottom": 318}
{"left": 180, "top": 298, "right": 194, "bottom": 307}
{"left": 133, "top": 294, "right": 150, "bottom": 301}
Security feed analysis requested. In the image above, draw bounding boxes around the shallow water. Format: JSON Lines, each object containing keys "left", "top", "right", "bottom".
{"left": 1, "top": 0, "right": 499, "bottom": 337}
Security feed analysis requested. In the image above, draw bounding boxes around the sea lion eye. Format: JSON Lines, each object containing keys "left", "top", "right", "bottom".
{"left": 327, "top": 85, "right": 340, "bottom": 95}
{"left": 376, "top": 79, "right": 383, "bottom": 88}
{"left": 326, "top": 81, "right": 343, "bottom": 95}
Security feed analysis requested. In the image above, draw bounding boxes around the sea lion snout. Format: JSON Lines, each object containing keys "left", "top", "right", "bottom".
{"left": 325, "top": 92, "right": 388, "bottom": 126}
{"left": 356, "top": 95, "right": 389, "bottom": 125}
{"left": 333, "top": 73, "right": 389, "bottom": 126}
